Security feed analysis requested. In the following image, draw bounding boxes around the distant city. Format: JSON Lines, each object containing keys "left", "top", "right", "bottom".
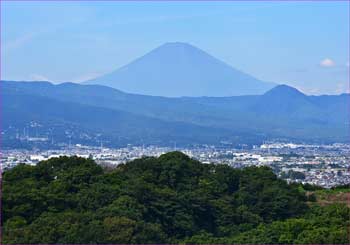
{"left": 2, "top": 142, "right": 349, "bottom": 189}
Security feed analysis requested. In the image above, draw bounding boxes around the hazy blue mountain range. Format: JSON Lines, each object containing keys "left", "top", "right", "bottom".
{"left": 2, "top": 85, "right": 234, "bottom": 148}
{"left": 85, "top": 42, "right": 276, "bottom": 97}
{"left": 2, "top": 80, "right": 349, "bottom": 148}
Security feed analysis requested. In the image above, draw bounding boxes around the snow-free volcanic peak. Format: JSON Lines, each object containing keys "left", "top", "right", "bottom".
{"left": 85, "top": 42, "right": 276, "bottom": 97}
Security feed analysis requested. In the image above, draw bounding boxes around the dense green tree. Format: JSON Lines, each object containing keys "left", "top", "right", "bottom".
{"left": 2, "top": 152, "right": 349, "bottom": 244}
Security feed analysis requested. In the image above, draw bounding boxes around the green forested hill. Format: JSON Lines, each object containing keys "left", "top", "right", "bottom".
{"left": 2, "top": 152, "right": 349, "bottom": 243}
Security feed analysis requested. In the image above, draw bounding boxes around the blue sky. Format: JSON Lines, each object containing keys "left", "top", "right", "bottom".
{"left": 1, "top": 1, "right": 349, "bottom": 94}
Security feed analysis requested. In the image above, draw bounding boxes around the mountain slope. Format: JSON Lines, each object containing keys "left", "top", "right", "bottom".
{"left": 1, "top": 80, "right": 260, "bottom": 130}
{"left": 252, "top": 85, "right": 320, "bottom": 115}
{"left": 85, "top": 42, "right": 275, "bottom": 97}
{"left": 2, "top": 88, "right": 235, "bottom": 147}
{"left": 1, "top": 81, "right": 349, "bottom": 145}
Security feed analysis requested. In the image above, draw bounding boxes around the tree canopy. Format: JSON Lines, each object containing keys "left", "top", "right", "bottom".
{"left": 2, "top": 152, "right": 349, "bottom": 243}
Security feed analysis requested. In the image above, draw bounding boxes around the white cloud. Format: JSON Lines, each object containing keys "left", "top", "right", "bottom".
{"left": 335, "top": 82, "right": 349, "bottom": 94}
{"left": 71, "top": 72, "right": 107, "bottom": 83}
{"left": 305, "top": 87, "right": 321, "bottom": 94}
{"left": 319, "top": 58, "right": 335, "bottom": 67}
{"left": 30, "top": 74, "right": 51, "bottom": 81}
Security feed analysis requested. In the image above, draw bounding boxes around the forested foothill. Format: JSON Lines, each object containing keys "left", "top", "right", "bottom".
{"left": 2, "top": 152, "right": 349, "bottom": 243}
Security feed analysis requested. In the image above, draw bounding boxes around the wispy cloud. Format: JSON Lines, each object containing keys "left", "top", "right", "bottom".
{"left": 3, "top": 32, "right": 37, "bottom": 54}
{"left": 3, "top": 12, "right": 89, "bottom": 55}
{"left": 319, "top": 58, "right": 335, "bottom": 67}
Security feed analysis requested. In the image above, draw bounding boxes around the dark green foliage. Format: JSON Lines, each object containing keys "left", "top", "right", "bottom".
{"left": 301, "top": 182, "right": 324, "bottom": 191}
{"left": 228, "top": 204, "right": 349, "bottom": 244}
{"left": 2, "top": 153, "right": 349, "bottom": 243}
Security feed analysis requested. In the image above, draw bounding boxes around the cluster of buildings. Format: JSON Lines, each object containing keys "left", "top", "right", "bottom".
{"left": 1, "top": 143, "right": 349, "bottom": 188}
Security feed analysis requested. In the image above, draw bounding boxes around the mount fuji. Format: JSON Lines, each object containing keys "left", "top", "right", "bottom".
{"left": 85, "top": 42, "right": 276, "bottom": 97}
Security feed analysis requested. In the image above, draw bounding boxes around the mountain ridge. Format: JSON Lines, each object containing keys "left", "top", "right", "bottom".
{"left": 2, "top": 80, "right": 349, "bottom": 147}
